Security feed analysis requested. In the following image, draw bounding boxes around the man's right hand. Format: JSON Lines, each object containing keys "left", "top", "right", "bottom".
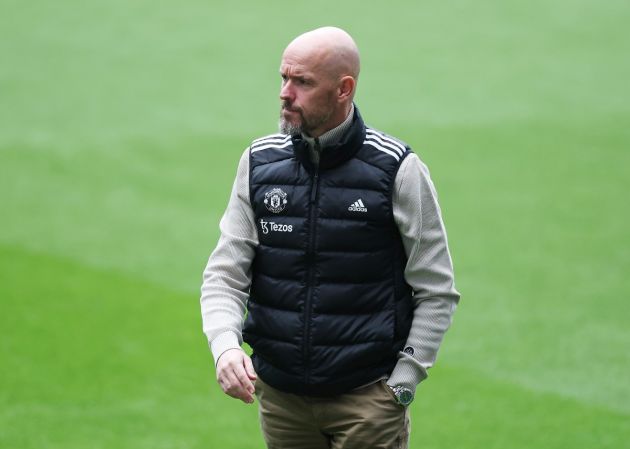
{"left": 216, "top": 348, "right": 258, "bottom": 404}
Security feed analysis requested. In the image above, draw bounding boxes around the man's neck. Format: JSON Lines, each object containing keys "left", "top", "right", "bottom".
{"left": 303, "top": 104, "right": 355, "bottom": 153}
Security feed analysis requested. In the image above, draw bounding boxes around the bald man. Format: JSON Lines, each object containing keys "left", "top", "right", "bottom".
{"left": 200, "top": 27, "right": 460, "bottom": 449}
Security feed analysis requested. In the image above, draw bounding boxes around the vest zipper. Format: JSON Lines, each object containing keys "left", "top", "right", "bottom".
{"left": 309, "top": 172, "right": 319, "bottom": 203}
{"left": 303, "top": 142, "right": 321, "bottom": 385}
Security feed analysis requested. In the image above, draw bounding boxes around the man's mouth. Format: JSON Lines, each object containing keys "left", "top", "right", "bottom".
{"left": 282, "top": 103, "right": 300, "bottom": 114}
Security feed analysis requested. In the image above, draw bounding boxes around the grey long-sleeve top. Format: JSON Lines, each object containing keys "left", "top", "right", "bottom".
{"left": 200, "top": 128, "right": 460, "bottom": 394}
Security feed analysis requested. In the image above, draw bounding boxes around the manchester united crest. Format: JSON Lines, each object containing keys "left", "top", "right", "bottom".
{"left": 264, "top": 188, "right": 288, "bottom": 213}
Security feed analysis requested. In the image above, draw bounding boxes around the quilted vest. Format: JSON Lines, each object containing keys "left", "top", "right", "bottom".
{"left": 243, "top": 108, "right": 413, "bottom": 396}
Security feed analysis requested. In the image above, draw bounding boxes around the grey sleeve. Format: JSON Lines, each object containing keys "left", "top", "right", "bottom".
{"left": 199, "top": 148, "right": 258, "bottom": 365}
{"left": 386, "top": 153, "right": 461, "bottom": 392}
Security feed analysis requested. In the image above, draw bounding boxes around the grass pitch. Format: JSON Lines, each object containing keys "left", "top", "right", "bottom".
{"left": 1, "top": 1, "right": 629, "bottom": 448}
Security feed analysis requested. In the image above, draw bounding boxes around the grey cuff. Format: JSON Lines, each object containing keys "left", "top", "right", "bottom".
{"left": 210, "top": 331, "right": 242, "bottom": 366}
{"left": 386, "top": 352, "right": 429, "bottom": 394}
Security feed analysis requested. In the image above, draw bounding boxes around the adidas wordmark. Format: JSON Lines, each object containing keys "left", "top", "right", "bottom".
{"left": 348, "top": 199, "right": 368, "bottom": 213}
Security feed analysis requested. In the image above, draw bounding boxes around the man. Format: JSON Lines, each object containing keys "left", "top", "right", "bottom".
{"left": 200, "top": 27, "right": 460, "bottom": 449}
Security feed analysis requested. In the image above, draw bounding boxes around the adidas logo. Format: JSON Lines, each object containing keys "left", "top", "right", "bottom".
{"left": 348, "top": 199, "right": 368, "bottom": 213}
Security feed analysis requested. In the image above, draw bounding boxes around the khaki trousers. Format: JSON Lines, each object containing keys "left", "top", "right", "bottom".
{"left": 254, "top": 378, "right": 410, "bottom": 449}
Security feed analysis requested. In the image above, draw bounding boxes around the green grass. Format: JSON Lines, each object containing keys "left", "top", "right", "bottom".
{"left": 1, "top": 0, "right": 629, "bottom": 447}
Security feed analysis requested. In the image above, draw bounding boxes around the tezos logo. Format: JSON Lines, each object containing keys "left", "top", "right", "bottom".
{"left": 264, "top": 188, "right": 288, "bottom": 213}
{"left": 260, "top": 219, "right": 293, "bottom": 235}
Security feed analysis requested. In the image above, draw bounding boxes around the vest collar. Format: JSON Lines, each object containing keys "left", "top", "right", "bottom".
{"left": 292, "top": 105, "right": 366, "bottom": 172}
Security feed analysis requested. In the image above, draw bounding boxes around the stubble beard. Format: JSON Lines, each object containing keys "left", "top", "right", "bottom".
{"left": 279, "top": 100, "right": 334, "bottom": 136}
{"left": 278, "top": 115, "right": 303, "bottom": 135}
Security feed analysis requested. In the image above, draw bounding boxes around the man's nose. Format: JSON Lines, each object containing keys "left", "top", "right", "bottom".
{"left": 280, "top": 81, "right": 293, "bottom": 102}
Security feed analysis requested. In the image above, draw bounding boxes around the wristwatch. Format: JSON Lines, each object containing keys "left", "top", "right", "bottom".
{"left": 391, "top": 385, "right": 414, "bottom": 406}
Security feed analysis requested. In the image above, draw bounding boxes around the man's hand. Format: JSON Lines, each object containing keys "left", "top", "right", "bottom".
{"left": 216, "top": 348, "right": 258, "bottom": 404}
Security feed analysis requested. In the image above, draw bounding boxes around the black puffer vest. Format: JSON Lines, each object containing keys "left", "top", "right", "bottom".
{"left": 243, "top": 108, "right": 413, "bottom": 396}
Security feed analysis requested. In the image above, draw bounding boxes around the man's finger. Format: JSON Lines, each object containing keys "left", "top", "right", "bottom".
{"left": 223, "top": 369, "right": 246, "bottom": 397}
{"left": 223, "top": 368, "right": 254, "bottom": 403}
{"left": 233, "top": 362, "right": 255, "bottom": 395}
{"left": 243, "top": 355, "right": 258, "bottom": 381}
{"left": 215, "top": 349, "right": 256, "bottom": 403}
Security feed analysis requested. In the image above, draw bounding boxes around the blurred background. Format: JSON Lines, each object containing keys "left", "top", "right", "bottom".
{"left": 1, "top": 0, "right": 629, "bottom": 448}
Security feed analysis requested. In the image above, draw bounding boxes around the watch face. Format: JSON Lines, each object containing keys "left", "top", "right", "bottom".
{"left": 397, "top": 388, "right": 414, "bottom": 406}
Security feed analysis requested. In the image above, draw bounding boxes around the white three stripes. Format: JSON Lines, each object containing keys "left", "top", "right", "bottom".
{"left": 251, "top": 134, "right": 292, "bottom": 153}
{"left": 249, "top": 129, "right": 405, "bottom": 159}
{"left": 252, "top": 133, "right": 288, "bottom": 144}
{"left": 366, "top": 129, "right": 405, "bottom": 155}
{"left": 364, "top": 129, "right": 405, "bottom": 161}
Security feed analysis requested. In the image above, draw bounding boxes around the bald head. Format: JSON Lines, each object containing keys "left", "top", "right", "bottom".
{"left": 278, "top": 27, "right": 360, "bottom": 137}
{"left": 284, "top": 27, "right": 360, "bottom": 81}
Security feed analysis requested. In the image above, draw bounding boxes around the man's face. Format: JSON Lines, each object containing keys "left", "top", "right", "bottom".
{"left": 278, "top": 49, "right": 338, "bottom": 137}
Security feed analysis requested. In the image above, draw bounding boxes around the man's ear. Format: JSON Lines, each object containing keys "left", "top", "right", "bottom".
{"left": 338, "top": 76, "right": 356, "bottom": 101}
